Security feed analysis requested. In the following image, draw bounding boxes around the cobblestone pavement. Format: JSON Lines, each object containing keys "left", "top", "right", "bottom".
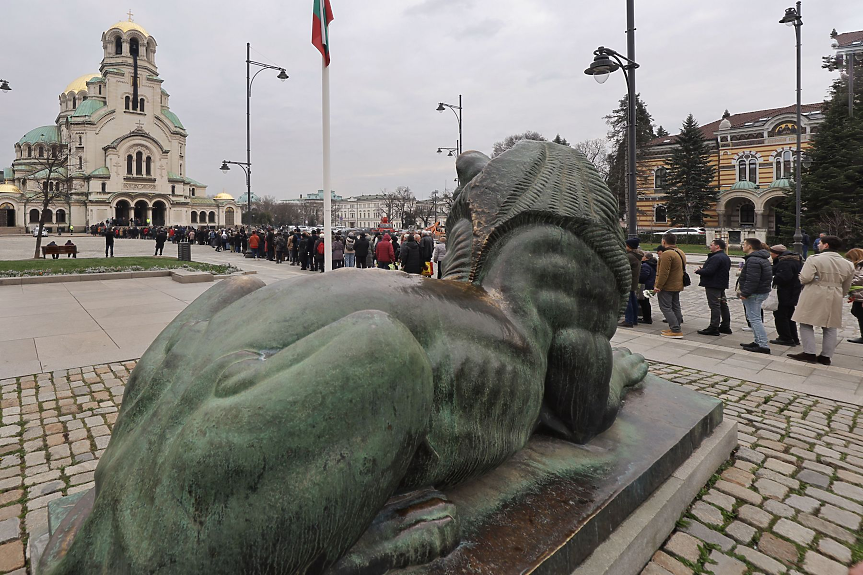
{"left": 644, "top": 362, "right": 862, "bottom": 575}
{"left": 0, "top": 361, "right": 858, "bottom": 573}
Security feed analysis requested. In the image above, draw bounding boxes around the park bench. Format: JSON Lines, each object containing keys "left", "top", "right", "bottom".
{"left": 41, "top": 245, "right": 77, "bottom": 258}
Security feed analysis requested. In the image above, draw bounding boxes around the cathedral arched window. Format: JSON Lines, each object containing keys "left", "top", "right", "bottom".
{"left": 126, "top": 155, "right": 133, "bottom": 175}
{"left": 101, "top": 182, "right": 106, "bottom": 192}
{"left": 29, "top": 209, "right": 39, "bottom": 223}
{"left": 135, "top": 152, "right": 143, "bottom": 176}
{"left": 125, "top": 96, "right": 130, "bottom": 111}
{"left": 25, "top": 146, "right": 31, "bottom": 158}
{"left": 37, "top": 146, "right": 43, "bottom": 159}
{"left": 774, "top": 150, "right": 793, "bottom": 180}
{"left": 736, "top": 155, "right": 758, "bottom": 184}
{"left": 130, "top": 38, "right": 139, "bottom": 57}
{"left": 71, "top": 96, "right": 77, "bottom": 108}
{"left": 145, "top": 156, "right": 151, "bottom": 176}
{"left": 77, "top": 157, "right": 83, "bottom": 170}
{"left": 139, "top": 98, "right": 145, "bottom": 113}
{"left": 191, "top": 212, "right": 198, "bottom": 223}
{"left": 98, "top": 85, "right": 102, "bottom": 95}
{"left": 115, "top": 37, "right": 122, "bottom": 55}
{"left": 654, "top": 168, "right": 667, "bottom": 189}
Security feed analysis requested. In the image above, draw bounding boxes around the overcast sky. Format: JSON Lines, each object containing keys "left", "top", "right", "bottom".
{"left": 0, "top": 1, "right": 857, "bottom": 201}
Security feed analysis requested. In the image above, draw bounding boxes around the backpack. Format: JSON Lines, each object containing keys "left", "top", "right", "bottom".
{"left": 316, "top": 241, "right": 325, "bottom": 255}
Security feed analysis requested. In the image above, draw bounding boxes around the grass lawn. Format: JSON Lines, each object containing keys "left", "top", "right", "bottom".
{"left": 677, "top": 244, "right": 745, "bottom": 257}
{"left": 0, "top": 257, "right": 239, "bottom": 277}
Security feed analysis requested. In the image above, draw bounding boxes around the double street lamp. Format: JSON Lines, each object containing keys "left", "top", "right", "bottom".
{"left": 436, "top": 145, "right": 458, "bottom": 157}
{"left": 436, "top": 95, "right": 463, "bottom": 156}
{"left": 221, "top": 43, "right": 289, "bottom": 222}
{"left": 584, "top": 0, "right": 639, "bottom": 239}
{"left": 779, "top": 2, "right": 804, "bottom": 256}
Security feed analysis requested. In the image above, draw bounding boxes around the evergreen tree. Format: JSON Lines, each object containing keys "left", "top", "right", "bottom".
{"left": 655, "top": 125, "right": 669, "bottom": 137}
{"left": 792, "top": 49, "right": 863, "bottom": 244}
{"left": 552, "top": 134, "right": 570, "bottom": 146}
{"left": 664, "top": 114, "right": 716, "bottom": 227}
{"left": 491, "top": 131, "right": 546, "bottom": 158}
{"left": 605, "top": 94, "right": 655, "bottom": 219}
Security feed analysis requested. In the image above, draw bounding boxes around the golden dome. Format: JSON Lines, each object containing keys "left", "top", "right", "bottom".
{"left": 107, "top": 20, "right": 150, "bottom": 37}
{"left": 64, "top": 73, "right": 101, "bottom": 94}
{"left": 213, "top": 192, "right": 235, "bottom": 200}
{"left": 0, "top": 183, "right": 21, "bottom": 194}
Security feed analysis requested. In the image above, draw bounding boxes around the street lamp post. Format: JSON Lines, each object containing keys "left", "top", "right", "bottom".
{"left": 584, "top": 0, "right": 639, "bottom": 239}
{"left": 220, "top": 160, "right": 250, "bottom": 222}
{"left": 244, "top": 43, "right": 289, "bottom": 219}
{"left": 780, "top": 2, "right": 804, "bottom": 256}
{"left": 436, "top": 95, "right": 463, "bottom": 156}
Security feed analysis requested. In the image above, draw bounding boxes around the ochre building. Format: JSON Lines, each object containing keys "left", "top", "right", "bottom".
{"left": 637, "top": 104, "right": 824, "bottom": 245}
{"left": 0, "top": 17, "right": 240, "bottom": 233}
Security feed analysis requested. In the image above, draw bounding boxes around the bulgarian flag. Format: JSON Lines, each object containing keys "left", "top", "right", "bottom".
{"left": 312, "top": 0, "right": 334, "bottom": 66}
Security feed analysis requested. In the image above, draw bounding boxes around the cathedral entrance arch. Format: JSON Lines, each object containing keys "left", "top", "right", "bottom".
{"left": 0, "top": 203, "right": 15, "bottom": 227}
{"left": 115, "top": 200, "right": 131, "bottom": 226}
{"left": 134, "top": 200, "right": 149, "bottom": 225}
{"left": 152, "top": 201, "right": 166, "bottom": 226}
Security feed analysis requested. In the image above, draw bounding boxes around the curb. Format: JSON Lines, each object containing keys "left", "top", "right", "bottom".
{"left": 0, "top": 269, "right": 255, "bottom": 286}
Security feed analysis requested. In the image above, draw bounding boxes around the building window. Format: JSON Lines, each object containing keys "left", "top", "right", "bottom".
{"left": 77, "top": 157, "right": 83, "bottom": 170}
{"left": 145, "top": 156, "right": 151, "bottom": 176}
{"left": 130, "top": 38, "right": 139, "bottom": 57}
{"left": 171, "top": 185, "right": 175, "bottom": 195}
{"left": 191, "top": 187, "right": 195, "bottom": 197}
{"left": 56, "top": 209, "right": 66, "bottom": 223}
{"left": 125, "top": 96, "right": 130, "bottom": 110}
{"left": 29, "top": 209, "right": 39, "bottom": 223}
{"left": 115, "top": 36, "right": 122, "bottom": 55}
{"left": 135, "top": 152, "right": 143, "bottom": 176}
{"left": 736, "top": 155, "right": 758, "bottom": 184}
{"left": 78, "top": 135, "right": 82, "bottom": 146}
{"left": 37, "top": 146, "right": 44, "bottom": 158}
{"left": 740, "top": 204, "right": 755, "bottom": 225}
{"left": 654, "top": 168, "right": 667, "bottom": 189}
{"left": 98, "top": 85, "right": 102, "bottom": 95}
{"left": 101, "top": 182, "right": 106, "bottom": 193}
{"left": 180, "top": 163, "right": 183, "bottom": 176}
{"left": 208, "top": 211, "right": 215, "bottom": 223}
{"left": 654, "top": 205, "right": 667, "bottom": 223}
{"left": 191, "top": 212, "right": 198, "bottom": 223}
{"left": 126, "top": 155, "right": 133, "bottom": 175}
{"left": 774, "top": 150, "right": 793, "bottom": 180}
{"left": 139, "top": 98, "right": 145, "bottom": 113}
{"left": 71, "top": 96, "right": 77, "bottom": 108}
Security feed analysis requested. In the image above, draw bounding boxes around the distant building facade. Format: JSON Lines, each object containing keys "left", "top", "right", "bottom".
{"left": 282, "top": 191, "right": 449, "bottom": 229}
{"left": 637, "top": 104, "right": 824, "bottom": 245}
{"left": 0, "top": 16, "right": 240, "bottom": 232}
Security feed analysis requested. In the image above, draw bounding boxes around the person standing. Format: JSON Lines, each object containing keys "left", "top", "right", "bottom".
{"left": 432, "top": 236, "right": 447, "bottom": 279}
{"left": 298, "top": 232, "right": 310, "bottom": 270}
{"left": 248, "top": 231, "right": 260, "bottom": 258}
{"left": 846, "top": 248, "right": 863, "bottom": 344}
{"left": 332, "top": 235, "right": 345, "bottom": 269}
{"left": 375, "top": 233, "right": 395, "bottom": 269}
{"left": 768, "top": 244, "right": 803, "bottom": 346}
{"left": 274, "top": 232, "right": 286, "bottom": 264}
{"left": 738, "top": 238, "right": 774, "bottom": 354}
{"left": 400, "top": 234, "right": 423, "bottom": 274}
{"left": 420, "top": 231, "right": 435, "bottom": 266}
{"left": 695, "top": 239, "right": 732, "bottom": 336}
{"left": 344, "top": 233, "right": 356, "bottom": 268}
{"left": 788, "top": 236, "right": 855, "bottom": 365}
{"left": 309, "top": 230, "right": 319, "bottom": 271}
{"left": 801, "top": 230, "right": 810, "bottom": 260}
{"left": 638, "top": 252, "right": 657, "bottom": 324}
{"left": 654, "top": 233, "right": 686, "bottom": 338}
{"left": 354, "top": 233, "right": 370, "bottom": 269}
{"left": 620, "top": 238, "right": 643, "bottom": 328}
{"left": 154, "top": 227, "right": 167, "bottom": 256}
{"left": 104, "top": 225, "right": 114, "bottom": 257}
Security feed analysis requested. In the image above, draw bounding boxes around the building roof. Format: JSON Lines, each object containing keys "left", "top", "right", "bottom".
{"left": 835, "top": 30, "right": 863, "bottom": 49}
{"left": 730, "top": 181, "right": 758, "bottom": 191}
{"left": 107, "top": 20, "right": 150, "bottom": 38}
{"left": 17, "top": 125, "right": 60, "bottom": 146}
{"left": 647, "top": 103, "right": 824, "bottom": 147}
{"left": 0, "top": 184, "right": 21, "bottom": 194}
{"left": 89, "top": 167, "right": 111, "bottom": 177}
{"left": 161, "top": 108, "right": 185, "bottom": 130}
{"left": 770, "top": 178, "right": 793, "bottom": 189}
{"left": 28, "top": 167, "right": 68, "bottom": 180}
{"left": 189, "top": 197, "right": 217, "bottom": 206}
{"left": 64, "top": 74, "right": 101, "bottom": 94}
{"left": 213, "top": 192, "right": 234, "bottom": 200}
{"left": 167, "top": 172, "right": 184, "bottom": 182}
{"left": 71, "top": 99, "right": 106, "bottom": 118}
{"left": 184, "top": 177, "right": 206, "bottom": 187}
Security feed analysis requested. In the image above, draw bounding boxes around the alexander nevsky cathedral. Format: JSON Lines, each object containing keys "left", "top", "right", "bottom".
{"left": 0, "top": 16, "right": 240, "bottom": 231}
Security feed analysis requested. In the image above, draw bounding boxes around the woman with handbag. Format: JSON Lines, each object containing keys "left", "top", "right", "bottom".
{"left": 846, "top": 248, "right": 863, "bottom": 344}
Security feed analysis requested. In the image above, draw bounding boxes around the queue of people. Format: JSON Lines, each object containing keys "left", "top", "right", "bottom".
{"left": 620, "top": 233, "right": 862, "bottom": 364}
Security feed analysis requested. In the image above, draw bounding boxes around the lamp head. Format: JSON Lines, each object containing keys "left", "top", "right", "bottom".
{"left": 277, "top": 69, "right": 289, "bottom": 81}
{"left": 780, "top": 7, "right": 799, "bottom": 26}
{"left": 436, "top": 148, "right": 442, "bottom": 154}
{"left": 584, "top": 51, "right": 620, "bottom": 82}
{"left": 0, "top": 80, "right": 10, "bottom": 93}
{"left": 436, "top": 103, "right": 446, "bottom": 113}
{"left": 220, "top": 162, "right": 230, "bottom": 173}
{"left": 447, "top": 150, "right": 454, "bottom": 157}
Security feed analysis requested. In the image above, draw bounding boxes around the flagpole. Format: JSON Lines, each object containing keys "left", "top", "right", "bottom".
{"left": 322, "top": 59, "right": 332, "bottom": 272}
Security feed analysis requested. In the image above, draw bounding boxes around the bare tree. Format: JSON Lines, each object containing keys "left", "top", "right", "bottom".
{"left": 25, "top": 144, "right": 70, "bottom": 259}
{"left": 415, "top": 202, "right": 435, "bottom": 227}
{"left": 395, "top": 186, "right": 416, "bottom": 227}
{"left": 817, "top": 208, "right": 862, "bottom": 241}
{"left": 379, "top": 188, "right": 399, "bottom": 222}
{"left": 492, "top": 131, "right": 546, "bottom": 158}
{"left": 572, "top": 138, "right": 611, "bottom": 180}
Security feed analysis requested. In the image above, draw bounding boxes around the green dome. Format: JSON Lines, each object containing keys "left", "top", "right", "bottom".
{"left": 161, "top": 108, "right": 184, "bottom": 130}
{"left": 769, "top": 178, "right": 793, "bottom": 189}
{"left": 71, "top": 99, "right": 106, "bottom": 118}
{"left": 17, "top": 125, "right": 60, "bottom": 145}
{"left": 730, "top": 180, "right": 758, "bottom": 191}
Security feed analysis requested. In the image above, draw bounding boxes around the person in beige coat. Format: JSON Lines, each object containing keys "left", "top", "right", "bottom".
{"left": 788, "top": 236, "right": 855, "bottom": 365}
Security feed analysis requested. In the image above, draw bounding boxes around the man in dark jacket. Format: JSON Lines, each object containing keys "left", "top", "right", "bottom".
{"left": 695, "top": 239, "right": 732, "bottom": 336}
{"left": 266, "top": 228, "right": 276, "bottom": 261}
{"left": 419, "top": 231, "right": 435, "bottom": 264}
{"left": 400, "top": 234, "right": 423, "bottom": 274}
{"left": 768, "top": 244, "right": 802, "bottom": 346}
{"left": 308, "top": 230, "right": 319, "bottom": 271}
{"left": 104, "top": 226, "right": 114, "bottom": 257}
{"left": 620, "top": 238, "right": 643, "bottom": 328}
{"left": 354, "top": 233, "right": 370, "bottom": 269}
{"left": 298, "top": 233, "right": 310, "bottom": 270}
{"left": 154, "top": 228, "right": 167, "bottom": 256}
{"left": 739, "top": 238, "right": 773, "bottom": 354}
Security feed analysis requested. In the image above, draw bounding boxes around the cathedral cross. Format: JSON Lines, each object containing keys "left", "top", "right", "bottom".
{"left": 127, "top": 9, "right": 134, "bottom": 22}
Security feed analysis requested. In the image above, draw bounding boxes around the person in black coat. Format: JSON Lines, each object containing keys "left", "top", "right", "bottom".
{"left": 638, "top": 252, "right": 657, "bottom": 324}
{"left": 308, "top": 231, "right": 319, "bottom": 271}
{"left": 104, "top": 226, "right": 114, "bottom": 257}
{"left": 154, "top": 228, "right": 167, "bottom": 256}
{"left": 399, "top": 235, "right": 423, "bottom": 274}
{"left": 354, "top": 233, "right": 370, "bottom": 268}
{"left": 419, "top": 231, "right": 435, "bottom": 263}
{"left": 298, "top": 233, "right": 310, "bottom": 270}
{"left": 695, "top": 239, "right": 732, "bottom": 335}
{"left": 768, "top": 245, "right": 803, "bottom": 346}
